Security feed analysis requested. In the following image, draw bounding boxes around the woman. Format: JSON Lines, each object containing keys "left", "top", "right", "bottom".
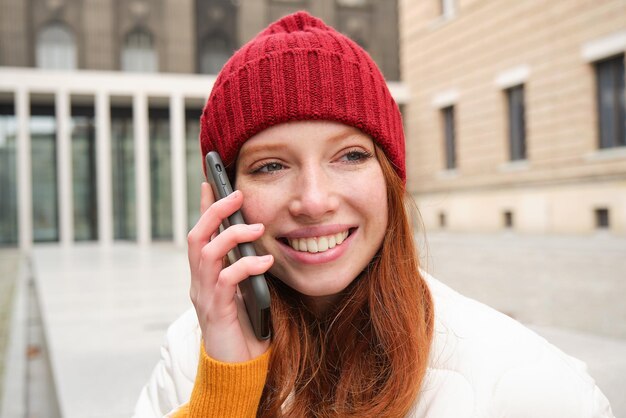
{"left": 134, "top": 11, "right": 613, "bottom": 418}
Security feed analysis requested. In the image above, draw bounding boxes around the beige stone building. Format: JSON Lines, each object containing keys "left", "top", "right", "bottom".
{"left": 0, "top": 0, "right": 399, "bottom": 79}
{"left": 400, "top": 0, "right": 626, "bottom": 235}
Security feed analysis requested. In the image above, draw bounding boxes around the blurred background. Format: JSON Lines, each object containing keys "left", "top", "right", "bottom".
{"left": 0, "top": 0, "right": 625, "bottom": 417}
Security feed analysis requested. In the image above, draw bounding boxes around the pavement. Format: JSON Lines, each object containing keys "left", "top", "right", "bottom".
{"left": 24, "top": 244, "right": 191, "bottom": 418}
{"left": 417, "top": 231, "right": 626, "bottom": 338}
{"left": 0, "top": 232, "right": 624, "bottom": 417}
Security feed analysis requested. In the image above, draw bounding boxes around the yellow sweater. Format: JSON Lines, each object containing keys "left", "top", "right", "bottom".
{"left": 173, "top": 345, "right": 270, "bottom": 418}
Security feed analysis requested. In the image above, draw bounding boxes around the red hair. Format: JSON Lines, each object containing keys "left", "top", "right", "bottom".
{"left": 258, "top": 147, "right": 434, "bottom": 417}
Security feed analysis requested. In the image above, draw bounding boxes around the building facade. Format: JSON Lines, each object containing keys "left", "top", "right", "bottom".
{"left": 0, "top": 0, "right": 405, "bottom": 249}
{"left": 401, "top": 0, "right": 626, "bottom": 235}
{"left": 0, "top": 0, "right": 399, "bottom": 79}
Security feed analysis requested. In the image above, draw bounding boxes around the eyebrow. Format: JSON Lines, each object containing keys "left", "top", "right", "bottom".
{"left": 240, "top": 142, "right": 287, "bottom": 157}
{"left": 242, "top": 126, "right": 364, "bottom": 156}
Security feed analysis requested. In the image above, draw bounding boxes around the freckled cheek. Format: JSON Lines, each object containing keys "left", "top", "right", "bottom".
{"left": 239, "top": 199, "right": 272, "bottom": 253}
{"left": 240, "top": 186, "right": 287, "bottom": 257}
{"left": 362, "top": 177, "right": 388, "bottom": 231}
{"left": 240, "top": 189, "right": 276, "bottom": 226}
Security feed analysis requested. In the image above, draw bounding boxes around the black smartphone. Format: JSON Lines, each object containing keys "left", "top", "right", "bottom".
{"left": 205, "top": 151, "right": 271, "bottom": 340}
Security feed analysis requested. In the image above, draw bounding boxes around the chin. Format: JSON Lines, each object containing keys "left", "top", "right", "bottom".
{"left": 284, "top": 280, "right": 346, "bottom": 297}
{"left": 270, "top": 268, "right": 358, "bottom": 299}
{"left": 293, "top": 284, "right": 348, "bottom": 298}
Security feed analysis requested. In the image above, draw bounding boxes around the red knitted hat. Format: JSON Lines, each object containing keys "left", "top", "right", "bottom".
{"left": 200, "top": 11, "right": 406, "bottom": 182}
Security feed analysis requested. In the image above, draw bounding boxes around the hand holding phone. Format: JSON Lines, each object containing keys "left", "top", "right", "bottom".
{"left": 205, "top": 152, "right": 272, "bottom": 340}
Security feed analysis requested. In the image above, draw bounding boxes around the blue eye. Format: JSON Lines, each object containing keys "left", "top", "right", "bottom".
{"left": 256, "top": 162, "right": 283, "bottom": 173}
{"left": 346, "top": 151, "right": 364, "bottom": 161}
{"left": 342, "top": 150, "right": 372, "bottom": 162}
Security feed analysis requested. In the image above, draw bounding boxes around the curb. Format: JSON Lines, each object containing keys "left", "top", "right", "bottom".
{"left": 0, "top": 254, "right": 28, "bottom": 418}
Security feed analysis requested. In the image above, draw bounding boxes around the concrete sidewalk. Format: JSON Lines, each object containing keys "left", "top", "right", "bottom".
{"left": 28, "top": 244, "right": 191, "bottom": 418}
{"left": 7, "top": 234, "right": 625, "bottom": 417}
{"left": 417, "top": 231, "right": 626, "bottom": 338}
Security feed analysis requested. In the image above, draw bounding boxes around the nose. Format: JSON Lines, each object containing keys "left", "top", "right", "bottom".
{"left": 288, "top": 164, "right": 339, "bottom": 220}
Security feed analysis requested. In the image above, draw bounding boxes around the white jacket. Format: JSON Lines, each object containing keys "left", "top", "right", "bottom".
{"left": 133, "top": 273, "right": 614, "bottom": 417}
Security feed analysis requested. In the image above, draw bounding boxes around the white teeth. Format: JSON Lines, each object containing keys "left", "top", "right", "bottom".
{"left": 318, "top": 236, "right": 329, "bottom": 252}
{"left": 306, "top": 238, "right": 318, "bottom": 253}
{"left": 286, "top": 230, "right": 350, "bottom": 254}
{"left": 336, "top": 231, "right": 347, "bottom": 245}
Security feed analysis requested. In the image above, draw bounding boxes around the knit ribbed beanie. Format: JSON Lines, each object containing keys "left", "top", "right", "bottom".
{"left": 200, "top": 11, "right": 406, "bottom": 182}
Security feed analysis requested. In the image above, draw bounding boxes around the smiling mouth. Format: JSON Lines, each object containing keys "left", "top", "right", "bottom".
{"left": 279, "top": 229, "right": 354, "bottom": 254}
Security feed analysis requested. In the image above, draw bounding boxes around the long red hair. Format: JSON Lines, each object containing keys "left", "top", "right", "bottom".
{"left": 258, "top": 146, "right": 434, "bottom": 417}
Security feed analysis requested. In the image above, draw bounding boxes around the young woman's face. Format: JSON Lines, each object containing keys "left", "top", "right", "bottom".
{"left": 235, "top": 120, "right": 388, "bottom": 307}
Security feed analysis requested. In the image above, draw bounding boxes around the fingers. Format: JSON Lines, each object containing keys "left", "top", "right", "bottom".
{"left": 203, "top": 223, "right": 264, "bottom": 262}
{"left": 194, "top": 223, "right": 266, "bottom": 288}
{"left": 191, "top": 253, "right": 273, "bottom": 324}
{"left": 212, "top": 255, "right": 273, "bottom": 312}
{"left": 188, "top": 188, "right": 245, "bottom": 274}
{"left": 191, "top": 189, "right": 243, "bottom": 241}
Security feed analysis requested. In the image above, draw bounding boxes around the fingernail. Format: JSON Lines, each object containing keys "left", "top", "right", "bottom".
{"left": 249, "top": 223, "right": 263, "bottom": 231}
{"left": 259, "top": 255, "right": 272, "bottom": 262}
{"left": 228, "top": 190, "right": 239, "bottom": 199}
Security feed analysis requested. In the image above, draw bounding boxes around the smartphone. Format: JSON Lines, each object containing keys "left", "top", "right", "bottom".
{"left": 205, "top": 151, "right": 271, "bottom": 340}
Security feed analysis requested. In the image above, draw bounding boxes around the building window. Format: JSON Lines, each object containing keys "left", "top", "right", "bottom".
{"left": 596, "top": 55, "right": 625, "bottom": 149}
{"left": 0, "top": 103, "right": 18, "bottom": 246}
{"left": 30, "top": 105, "right": 59, "bottom": 242}
{"left": 199, "top": 34, "right": 232, "bottom": 74}
{"left": 442, "top": 106, "right": 456, "bottom": 169}
{"left": 595, "top": 208, "right": 610, "bottom": 229}
{"left": 121, "top": 29, "right": 158, "bottom": 73}
{"left": 506, "top": 84, "right": 526, "bottom": 161}
{"left": 196, "top": 0, "right": 238, "bottom": 73}
{"left": 36, "top": 22, "right": 77, "bottom": 70}
{"left": 503, "top": 211, "right": 513, "bottom": 229}
{"left": 111, "top": 106, "right": 136, "bottom": 241}
{"left": 71, "top": 105, "right": 98, "bottom": 241}
{"left": 440, "top": 0, "right": 456, "bottom": 18}
{"left": 339, "top": 15, "right": 369, "bottom": 49}
{"left": 438, "top": 212, "right": 446, "bottom": 228}
{"left": 149, "top": 107, "right": 172, "bottom": 240}
{"left": 337, "top": 0, "right": 368, "bottom": 7}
